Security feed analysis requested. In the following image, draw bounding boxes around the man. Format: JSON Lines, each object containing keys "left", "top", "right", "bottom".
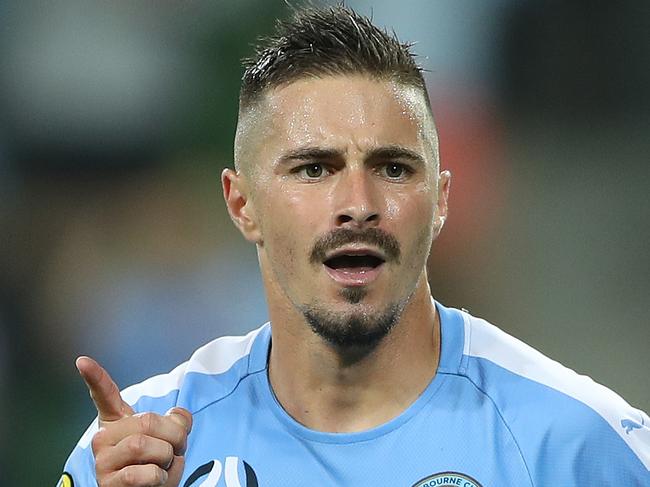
{"left": 60, "top": 6, "right": 649, "bottom": 486}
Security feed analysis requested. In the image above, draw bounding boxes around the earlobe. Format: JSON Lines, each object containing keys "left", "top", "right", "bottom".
{"left": 221, "top": 168, "right": 262, "bottom": 244}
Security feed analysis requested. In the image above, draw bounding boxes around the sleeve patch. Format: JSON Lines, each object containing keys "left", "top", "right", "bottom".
{"left": 56, "top": 472, "right": 74, "bottom": 487}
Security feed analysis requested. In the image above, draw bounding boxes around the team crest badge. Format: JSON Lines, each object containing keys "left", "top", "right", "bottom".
{"left": 411, "top": 471, "right": 483, "bottom": 487}
{"left": 56, "top": 472, "right": 74, "bottom": 487}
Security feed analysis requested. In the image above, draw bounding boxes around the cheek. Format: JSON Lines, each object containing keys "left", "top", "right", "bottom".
{"left": 258, "top": 186, "right": 324, "bottom": 264}
{"left": 384, "top": 186, "right": 435, "bottom": 225}
{"left": 280, "top": 184, "right": 330, "bottom": 229}
{"left": 385, "top": 190, "right": 436, "bottom": 263}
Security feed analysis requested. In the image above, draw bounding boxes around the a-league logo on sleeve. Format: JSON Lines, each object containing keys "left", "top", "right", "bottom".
{"left": 56, "top": 472, "right": 74, "bottom": 487}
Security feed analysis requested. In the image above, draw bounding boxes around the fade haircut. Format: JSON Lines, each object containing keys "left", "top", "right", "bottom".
{"left": 240, "top": 4, "right": 430, "bottom": 110}
{"left": 234, "top": 4, "right": 439, "bottom": 174}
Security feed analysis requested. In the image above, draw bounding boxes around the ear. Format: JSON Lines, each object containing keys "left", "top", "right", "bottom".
{"left": 432, "top": 170, "right": 451, "bottom": 239}
{"left": 222, "top": 168, "right": 262, "bottom": 244}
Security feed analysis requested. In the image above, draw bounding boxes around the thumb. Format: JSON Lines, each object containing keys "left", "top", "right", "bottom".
{"left": 165, "top": 407, "right": 193, "bottom": 455}
{"left": 76, "top": 356, "right": 135, "bottom": 423}
{"left": 166, "top": 407, "right": 193, "bottom": 433}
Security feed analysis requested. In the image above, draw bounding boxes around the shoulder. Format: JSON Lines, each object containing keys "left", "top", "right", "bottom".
{"left": 123, "top": 324, "right": 268, "bottom": 413}
{"left": 457, "top": 310, "right": 650, "bottom": 478}
{"left": 72, "top": 324, "right": 268, "bottom": 452}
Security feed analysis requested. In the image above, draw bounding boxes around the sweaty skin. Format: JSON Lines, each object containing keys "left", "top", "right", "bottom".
{"left": 76, "top": 75, "right": 451, "bottom": 485}
{"left": 223, "top": 75, "right": 450, "bottom": 433}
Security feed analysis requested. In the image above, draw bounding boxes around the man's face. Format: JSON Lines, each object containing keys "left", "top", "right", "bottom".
{"left": 230, "top": 76, "right": 448, "bottom": 348}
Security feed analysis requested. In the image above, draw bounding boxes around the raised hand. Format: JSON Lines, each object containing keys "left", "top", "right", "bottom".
{"left": 76, "top": 356, "right": 193, "bottom": 487}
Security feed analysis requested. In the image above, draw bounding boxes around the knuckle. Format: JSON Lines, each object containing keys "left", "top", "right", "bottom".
{"left": 91, "top": 429, "right": 107, "bottom": 454}
{"left": 121, "top": 464, "right": 165, "bottom": 486}
{"left": 121, "top": 466, "right": 139, "bottom": 485}
{"left": 138, "top": 412, "right": 158, "bottom": 434}
{"left": 152, "top": 464, "right": 168, "bottom": 484}
{"left": 127, "top": 433, "right": 147, "bottom": 456}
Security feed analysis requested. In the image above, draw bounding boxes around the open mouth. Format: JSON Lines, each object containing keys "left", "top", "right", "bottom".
{"left": 324, "top": 254, "right": 385, "bottom": 271}
{"left": 322, "top": 251, "right": 386, "bottom": 286}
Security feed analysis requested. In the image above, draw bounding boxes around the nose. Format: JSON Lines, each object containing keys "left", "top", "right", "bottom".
{"left": 332, "top": 170, "right": 380, "bottom": 228}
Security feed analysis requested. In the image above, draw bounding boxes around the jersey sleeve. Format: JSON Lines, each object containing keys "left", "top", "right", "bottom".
{"left": 57, "top": 379, "right": 182, "bottom": 485}
{"left": 57, "top": 418, "right": 99, "bottom": 487}
{"left": 530, "top": 404, "right": 650, "bottom": 485}
{"left": 462, "top": 312, "right": 650, "bottom": 484}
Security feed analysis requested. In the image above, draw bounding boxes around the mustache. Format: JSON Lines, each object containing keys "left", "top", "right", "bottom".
{"left": 309, "top": 228, "right": 401, "bottom": 265}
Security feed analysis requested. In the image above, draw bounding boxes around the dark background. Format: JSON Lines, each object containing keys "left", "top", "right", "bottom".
{"left": 0, "top": 1, "right": 648, "bottom": 483}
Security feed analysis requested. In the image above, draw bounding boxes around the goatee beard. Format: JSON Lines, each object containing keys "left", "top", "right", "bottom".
{"left": 299, "top": 301, "right": 401, "bottom": 351}
{"left": 298, "top": 225, "right": 409, "bottom": 355}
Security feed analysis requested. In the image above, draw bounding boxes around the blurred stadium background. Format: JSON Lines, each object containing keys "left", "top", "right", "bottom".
{"left": 0, "top": 0, "right": 648, "bottom": 483}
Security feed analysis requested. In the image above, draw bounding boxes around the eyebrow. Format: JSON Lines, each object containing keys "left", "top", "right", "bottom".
{"left": 277, "top": 147, "right": 342, "bottom": 165}
{"left": 366, "top": 145, "right": 426, "bottom": 166}
{"left": 277, "top": 145, "right": 426, "bottom": 166}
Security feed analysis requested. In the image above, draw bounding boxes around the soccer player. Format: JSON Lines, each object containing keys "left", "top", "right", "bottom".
{"left": 59, "top": 5, "right": 649, "bottom": 486}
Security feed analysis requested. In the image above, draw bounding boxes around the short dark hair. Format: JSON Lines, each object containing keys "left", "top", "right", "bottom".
{"left": 240, "top": 5, "right": 427, "bottom": 109}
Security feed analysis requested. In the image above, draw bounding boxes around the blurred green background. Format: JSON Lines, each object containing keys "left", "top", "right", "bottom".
{"left": 0, "top": 1, "right": 648, "bottom": 484}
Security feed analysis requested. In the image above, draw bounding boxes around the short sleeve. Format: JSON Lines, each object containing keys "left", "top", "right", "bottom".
{"left": 58, "top": 418, "right": 99, "bottom": 487}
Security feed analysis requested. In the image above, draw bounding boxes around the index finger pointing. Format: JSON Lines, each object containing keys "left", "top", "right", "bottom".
{"left": 76, "top": 356, "right": 134, "bottom": 422}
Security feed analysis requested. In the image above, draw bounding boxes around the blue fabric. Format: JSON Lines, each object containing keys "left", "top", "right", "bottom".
{"left": 61, "top": 303, "right": 650, "bottom": 486}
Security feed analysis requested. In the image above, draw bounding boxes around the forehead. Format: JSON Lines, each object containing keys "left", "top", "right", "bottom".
{"left": 259, "top": 76, "right": 431, "bottom": 155}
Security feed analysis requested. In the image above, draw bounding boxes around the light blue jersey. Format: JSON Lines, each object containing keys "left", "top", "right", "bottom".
{"left": 60, "top": 303, "right": 650, "bottom": 486}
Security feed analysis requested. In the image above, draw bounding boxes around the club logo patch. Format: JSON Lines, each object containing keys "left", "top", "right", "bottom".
{"left": 56, "top": 473, "right": 74, "bottom": 487}
{"left": 411, "top": 471, "right": 483, "bottom": 487}
{"left": 183, "top": 457, "right": 258, "bottom": 487}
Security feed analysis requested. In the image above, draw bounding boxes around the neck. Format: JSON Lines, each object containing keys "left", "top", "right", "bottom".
{"left": 267, "top": 278, "right": 440, "bottom": 433}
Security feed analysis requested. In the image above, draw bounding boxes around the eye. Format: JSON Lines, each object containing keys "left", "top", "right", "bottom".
{"left": 304, "top": 163, "right": 323, "bottom": 178}
{"left": 382, "top": 162, "right": 409, "bottom": 179}
{"left": 294, "top": 163, "right": 329, "bottom": 180}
